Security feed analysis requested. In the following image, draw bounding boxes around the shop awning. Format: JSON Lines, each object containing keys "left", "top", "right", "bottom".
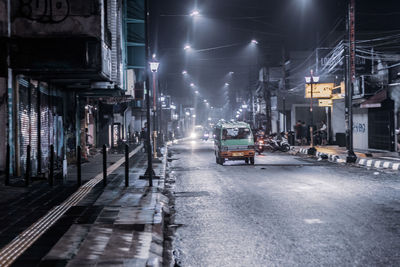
{"left": 360, "top": 89, "right": 387, "bottom": 108}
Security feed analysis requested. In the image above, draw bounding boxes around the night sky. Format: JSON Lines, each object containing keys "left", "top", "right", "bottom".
{"left": 150, "top": 0, "right": 400, "bottom": 108}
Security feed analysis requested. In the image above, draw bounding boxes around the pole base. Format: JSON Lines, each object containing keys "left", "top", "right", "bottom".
{"left": 307, "top": 147, "right": 316, "bottom": 155}
{"left": 139, "top": 166, "right": 160, "bottom": 180}
{"left": 152, "top": 158, "right": 162, "bottom": 163}
{"left": 346, "top": 151, "right": 357, "bottom": 163}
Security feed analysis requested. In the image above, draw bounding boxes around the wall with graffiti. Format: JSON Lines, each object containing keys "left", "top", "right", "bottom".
{"left": 353, "top": 108, "right": 368, "bottom": 150}
{"left": 10, "top": 0, "right": 102, "bottom": 37}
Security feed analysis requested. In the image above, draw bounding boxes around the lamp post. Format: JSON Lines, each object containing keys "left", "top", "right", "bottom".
{"left": 305, "top": 70, "right": 319, "bottom": 154}
{"left": 149, "top": 61, "right": 160, "bottom": 159}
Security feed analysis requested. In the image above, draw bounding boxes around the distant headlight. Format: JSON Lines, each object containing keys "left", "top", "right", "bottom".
{"left": 204, "top": 133, "right": 209, "bottom": 137}
{"left": 190, "top": 132, "right": 197, "bottom": 138}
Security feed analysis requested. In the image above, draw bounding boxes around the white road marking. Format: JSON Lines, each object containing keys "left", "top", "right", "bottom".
{"left": 383, "top": 162, "right": 390, "bottom": 168}
{"left": 374, "top": 161, "right": 381, "bottom": 168}
{"left": 304, "top": 219, "right": 323, "bottom": 224}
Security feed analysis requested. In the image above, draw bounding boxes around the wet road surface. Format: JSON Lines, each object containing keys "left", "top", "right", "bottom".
{"left": 169, "top": 140, "right": 400, "bottom": 266}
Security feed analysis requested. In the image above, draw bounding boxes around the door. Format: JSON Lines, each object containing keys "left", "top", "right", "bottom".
{"left": 368, "top": 108, "right": 394, "bottom": 151}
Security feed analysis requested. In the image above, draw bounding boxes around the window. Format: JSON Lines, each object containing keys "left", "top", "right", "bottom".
{"left": 222, "top": 128, "right": 251, "bottom": 140}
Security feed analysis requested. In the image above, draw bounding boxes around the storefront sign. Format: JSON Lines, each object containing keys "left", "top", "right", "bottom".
{"left": 318, "top": 99, "right": 333, "bottom": 107}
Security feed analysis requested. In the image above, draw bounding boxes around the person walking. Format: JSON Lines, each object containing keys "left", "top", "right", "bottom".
{"left": 301, "top": 121, "right": 308, "bottom": 145}
{"left": 294, "top": 121, "right": 302, "bottom": 145}
{"left": 320, "top": 120, "right": 328, "bottom": 146}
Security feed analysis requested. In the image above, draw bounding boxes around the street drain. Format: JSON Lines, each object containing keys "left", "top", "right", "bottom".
{"left": 174, "top": 191, "right": 210, "bottom": 197}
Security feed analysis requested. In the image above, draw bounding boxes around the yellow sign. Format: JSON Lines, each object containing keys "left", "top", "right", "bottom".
{"left": 305, "top": 83, "right": 334, "bottom": 98}
{"left": 318, "top": 99, "right": 333, "bottom": 107}
{"left": 331, "top": 94, "right": 344, "bottom": 100}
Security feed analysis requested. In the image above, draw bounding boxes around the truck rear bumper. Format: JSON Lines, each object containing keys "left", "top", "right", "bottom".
{"left": 219, "top": 150, "right": 255, "bottom": 159}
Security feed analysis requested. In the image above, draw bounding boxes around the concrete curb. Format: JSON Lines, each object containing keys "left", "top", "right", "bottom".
{"left": 146, "top": 145, "right": 170, "bottom": 267}
{"left": 295, "top": 147, "right": 399, "bottom": 171}
{"left": 357, "top": 158, "right": 400, "bottom": 171}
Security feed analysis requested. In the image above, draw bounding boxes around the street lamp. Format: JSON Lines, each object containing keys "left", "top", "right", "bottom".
{"left": 149, "top": 60, "right": 160, "bottom": 160}
{"left": 251, "top": 39, "right": 258, "bottom": 45}
{"left": 190, "top": 83, "right": 195, "bottom": 87}
{"left": 305, "top": 70, "right": 319, "bottom": 154}
{"left": 190, "top": 10, "right": 200, "bottom": 16}
{"left": 224, "top": 83, "right": 230, "bottom": 86}
{"left": 182, "top": 70, "right": 187, "bottom": 75}
{"left": 194, "top": 90, "right": 199, "bottom": 94}
{"left": 184, "top": 44, "right": 192, "bottom": 50}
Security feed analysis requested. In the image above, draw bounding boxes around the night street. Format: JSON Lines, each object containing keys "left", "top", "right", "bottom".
{"left": 2, "top": 0, "right": 400, "bottom": 266}
{"left": 169, "top": 140, "right": 400, "bottom": 266}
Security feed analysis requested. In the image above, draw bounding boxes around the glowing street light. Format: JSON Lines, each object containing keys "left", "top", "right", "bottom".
{"left": 190, "top": 83, "right": 195, "bottom": 87}
{"left": 241, "top": 104, "right": 248, "bottom": 109}
{"left": 184, "top": 44, "right": 192, "bottom": 50}
{"left": 149, "top": 61, "right": 160, "bottom": 73}
{"left": 203, "top": 99, "right": 207, "bottom": 103}
{"left": 305, "top": 69, "right": 320, "bottom": 153}
{"left": 194, "top": 90, "right": 199, "bottom": 94}
{"left": 229, "top": 71, "right": 234, "bottom": 75}
{"left": 190, "top": 10, "right": 200, "bottom": 16}
{"left": 152, "top": 53, "right": 156, "bottom": 59}
{"left": 251, "top": 39, "right": 258, "bottom": 45}
{"left": 224, "top": 82, "right": 229, "bottom": 86}
{"left": 182, "top": 70, "right": 187, "bottom": 75}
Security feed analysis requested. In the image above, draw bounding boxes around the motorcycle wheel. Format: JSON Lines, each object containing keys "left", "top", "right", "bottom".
{"left": 250, "top": 157, "right": 255, "bottom": 165}
{"left": 245, "top": 158, "right": 249, "bottom": 164}
{"left": 282, "top": 144, "right": 290, "bottom": 152}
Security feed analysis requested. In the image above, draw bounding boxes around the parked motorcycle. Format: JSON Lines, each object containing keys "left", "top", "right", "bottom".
{"left": 264, "top": 133, "right": 291, "bottom": 152}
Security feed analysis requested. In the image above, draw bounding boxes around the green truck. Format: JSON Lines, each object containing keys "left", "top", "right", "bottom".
{"left": 213, "top": 121, "right": 255, "bottom": 165}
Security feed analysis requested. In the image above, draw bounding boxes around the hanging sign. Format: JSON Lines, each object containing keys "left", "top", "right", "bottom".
{"left": 318, "top": 99, "right": 333, "bottom": 107}
{"left": 305, "top": 83, "right": 334, "bottom": 98}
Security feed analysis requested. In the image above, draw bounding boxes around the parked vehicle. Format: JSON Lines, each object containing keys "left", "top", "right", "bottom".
{"left": 214, "top": 121, "right": 255, "bottom": 165}
{"left": 266, "top": 133, "right": 290, "bottom": 152}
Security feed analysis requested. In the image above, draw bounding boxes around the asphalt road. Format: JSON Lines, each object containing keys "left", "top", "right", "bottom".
{"left": 169, "top": 140, "right": 400, "bottom": 267}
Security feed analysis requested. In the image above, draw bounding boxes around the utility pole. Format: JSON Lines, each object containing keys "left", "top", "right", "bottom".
{"left": 345, "top": 0, "right": 357, "bottom": 163}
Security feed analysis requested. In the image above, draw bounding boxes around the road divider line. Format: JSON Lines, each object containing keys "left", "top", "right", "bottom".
{"left": 0, "top": 145, "right": 143, "bottom": 267}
